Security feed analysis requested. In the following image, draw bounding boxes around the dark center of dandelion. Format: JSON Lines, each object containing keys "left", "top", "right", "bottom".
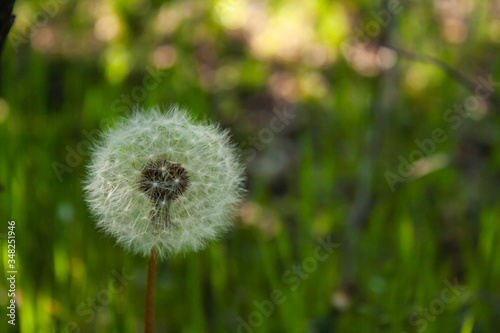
{"left": 138, "top": 158, "right": 189, "bottom": 203}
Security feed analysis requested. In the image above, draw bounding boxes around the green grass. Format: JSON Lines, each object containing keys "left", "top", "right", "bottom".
{"left": 2, "top": 0, "right": 500, "bottom": 332}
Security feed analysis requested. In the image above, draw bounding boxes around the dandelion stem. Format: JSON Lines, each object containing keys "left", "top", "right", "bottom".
{"left": 144, "top": 246, "right": 158, "bottom": 333}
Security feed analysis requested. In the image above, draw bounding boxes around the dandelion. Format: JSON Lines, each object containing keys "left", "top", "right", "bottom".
{"left": 83, "top": 105, "right": 245, "bottom": 332}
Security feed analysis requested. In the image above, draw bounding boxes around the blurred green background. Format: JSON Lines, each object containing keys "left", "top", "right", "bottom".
{"left": 2, "top": 0, "right": 500, "bottom": 332}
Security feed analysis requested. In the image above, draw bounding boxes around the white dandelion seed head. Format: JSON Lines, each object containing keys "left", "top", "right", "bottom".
{"left": 83, "top": 106, "right": 245, "bottom": 258}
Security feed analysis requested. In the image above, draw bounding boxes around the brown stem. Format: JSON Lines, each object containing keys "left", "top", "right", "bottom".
{"left": 144, "top": 247, "right": 158, "bottom": 333}
{"left": 381, "top": 44, "right": 500, "bottom": 111}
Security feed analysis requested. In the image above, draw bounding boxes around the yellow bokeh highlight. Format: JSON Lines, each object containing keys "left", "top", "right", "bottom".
{"left": 103, "top": 44, "right": 132, "bottom": 84}
{"left": 213, "top": 0, "right": 247, "bottom": 30}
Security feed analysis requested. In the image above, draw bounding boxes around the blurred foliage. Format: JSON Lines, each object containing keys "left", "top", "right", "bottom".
{"left": 2, "top": 0, "right": 500, "bottom": 332}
